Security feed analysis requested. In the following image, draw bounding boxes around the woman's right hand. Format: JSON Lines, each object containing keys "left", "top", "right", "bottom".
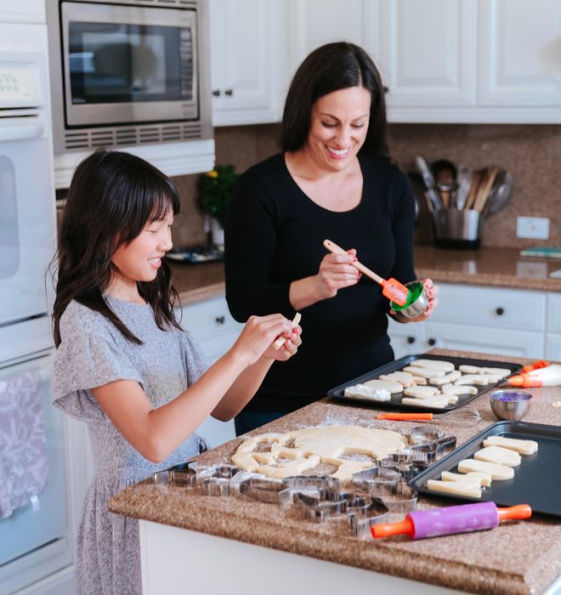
{"left": 230, "top": 314, "right": 297, "bottom": 368}
{"left": 314, "top": 248, "right": 361, "bottom": 299}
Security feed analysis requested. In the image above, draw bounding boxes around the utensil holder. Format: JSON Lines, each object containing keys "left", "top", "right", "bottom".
{"left": 430, "top": 207, "right": 482, "bottom": 250}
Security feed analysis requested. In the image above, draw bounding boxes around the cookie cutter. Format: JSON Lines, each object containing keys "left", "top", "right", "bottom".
{"left": 293, "top": 489, "right": 357, "bottom": 522}
{"left": 151, "top": 460, "right": 198, "bottom": 488}
{"left": 348, "top": 497, "right": 391, "bottom": 539}
{"left": 198, "top": 464, "right": 243, "bottom": 497}
{"left": 238, "top": 476, "right": 288, "bottom": 504}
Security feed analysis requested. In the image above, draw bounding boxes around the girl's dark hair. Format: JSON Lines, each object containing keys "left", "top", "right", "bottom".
{"left": 281, "top": 42, "right": 388, "bottom": 157}
{"left": 52, "top": 150, "right": 181, "bottom": 347}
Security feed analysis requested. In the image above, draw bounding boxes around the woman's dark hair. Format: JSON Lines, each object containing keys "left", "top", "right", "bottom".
{"left": 52, "top": 150, "right": 181, "bottom": 346}
{"left": 281, "top": 42, "right": 388, "bottom": 157}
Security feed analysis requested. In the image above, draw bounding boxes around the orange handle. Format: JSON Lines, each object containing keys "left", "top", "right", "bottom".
{"left": 508, "top": 375, "right": 542, "bottom": 388}
{"left": 497, "top": 504, "right": 532, "bottom": 521}
{"left": 376, "top": 413, "right": 434, "bottom": 421}
{"left": 371, "top": 517, "right": 415, "bottom": 539}
{"left": 522, "top": 360, "right": 549, "bottom": 373}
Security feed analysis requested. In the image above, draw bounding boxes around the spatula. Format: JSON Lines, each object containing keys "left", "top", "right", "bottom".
{"left": 323, "top": 239, "right": 409, "bottom": 306}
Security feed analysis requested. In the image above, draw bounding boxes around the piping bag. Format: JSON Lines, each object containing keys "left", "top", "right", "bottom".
{"left": 371, "top": 502, "right": 531, "bottom": 540}
{"left": 323, "top": 239, "right": 409, "bottom": 306}
{"left": 508, "top": 363, "right": 561, "bottom": 388}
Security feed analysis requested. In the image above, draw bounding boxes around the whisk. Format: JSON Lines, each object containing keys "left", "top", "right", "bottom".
{"left": 376, "top": 406, "right": 481, "bottom": 427}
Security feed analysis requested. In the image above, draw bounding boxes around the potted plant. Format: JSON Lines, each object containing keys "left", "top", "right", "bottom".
{"left": 197, "top": 164, "right": 238, "bottom": 247}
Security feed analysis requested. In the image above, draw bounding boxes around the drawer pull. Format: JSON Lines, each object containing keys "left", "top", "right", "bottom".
{"left": 427, "top": 338, "right": 437, "bottom": 346}
{"left": 407, "top": 336, "right": 416, "bottom": 344}
{"left": 495, "top": 307, "right": 505, "bottom": 316}
{"left": 215, "top": 316, "right": 226, "bottom": 325}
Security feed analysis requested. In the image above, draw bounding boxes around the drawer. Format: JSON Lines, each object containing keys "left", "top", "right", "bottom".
{"left": 180, "top": 296, "right": 243, "bottom": 343}
{"left": 429, "top": 284, "right": 546, "bottom": 332}
{"left": 547, "top": 293, "right": 561, "bottom": 333}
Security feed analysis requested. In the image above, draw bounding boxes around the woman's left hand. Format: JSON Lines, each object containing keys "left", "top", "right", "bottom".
{"left": 391, "top": 278, "right": 439, "bottom": 323}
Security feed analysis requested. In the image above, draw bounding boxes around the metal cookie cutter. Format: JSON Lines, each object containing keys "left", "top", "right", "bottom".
{"left": 293, "top": 489, "right": 356, "bottom": 522}
{"left": 198, "top": 464, "right": 242, "bottom": 497}
{"left": 278, "top": 475, "right": 341, "bottom": 508}
{"left": 151, "top": 460, "right": 198, "bottom": 488}
{"left": 238, "top": 477, "right": 288, "bottom": 504}
{"left": 348, "top": 497, "right": 391, "bottom": 539}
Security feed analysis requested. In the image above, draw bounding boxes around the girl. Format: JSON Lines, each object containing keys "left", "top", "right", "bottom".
{"left": 51, "top": 150, "right": 301, "bottom": 595}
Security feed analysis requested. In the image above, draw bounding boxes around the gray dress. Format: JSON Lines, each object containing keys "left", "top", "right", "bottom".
{"left": 52, "top": 297, "right": 208, "bottom": 595}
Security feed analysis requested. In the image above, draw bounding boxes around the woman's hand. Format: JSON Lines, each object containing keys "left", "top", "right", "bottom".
{"left": 314, "top": 248, "right": 361, "bottom": 299}
{"left": 390, "top": 278, "right": 439, "bottom": 323}
{"left": 230, "top": 314, "right": 301, "bottom": 368}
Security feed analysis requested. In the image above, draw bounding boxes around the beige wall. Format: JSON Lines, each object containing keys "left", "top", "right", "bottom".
{"left": 172, "top": 123, "right": 561, "bottom": 250}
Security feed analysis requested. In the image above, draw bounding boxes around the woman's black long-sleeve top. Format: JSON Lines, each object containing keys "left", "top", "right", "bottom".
{"left": 225, "top": 153, "right": 416, "bottom": 412}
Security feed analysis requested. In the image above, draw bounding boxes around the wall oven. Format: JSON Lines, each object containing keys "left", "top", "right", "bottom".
{"left": 0, "top": 21, "right": 73, "bottom": 595}
{"left": 47, "top": 0, "right": 212, "bottom": 154}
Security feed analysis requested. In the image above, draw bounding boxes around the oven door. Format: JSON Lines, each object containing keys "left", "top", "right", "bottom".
{"left": 61, "top": 1, "right": 198, "bottom": 127}
{"left": 0, "top": 351, "right": 72, "bottom": 594}
{"left": 0, "top": 115, "right": 55, "bottom": 326}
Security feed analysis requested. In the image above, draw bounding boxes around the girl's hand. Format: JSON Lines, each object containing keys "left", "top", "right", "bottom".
{"left": 390, "top": 278, "right": 439, "bottom": 322}
{"left": 231, "top": 314, "right": 298, "bottom": 368}
{"left": 263, "top": 324, "right": 302, "bottom": 362}
{"left": 314, "top": 248, "right": 361, "bottom": 299}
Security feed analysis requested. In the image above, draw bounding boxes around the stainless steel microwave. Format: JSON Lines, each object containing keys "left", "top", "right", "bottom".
{"left": 47, "top": 0, "right": 212, "bottom": 154}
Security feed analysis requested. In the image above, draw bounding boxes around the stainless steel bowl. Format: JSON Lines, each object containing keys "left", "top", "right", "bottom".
{"left": 391, "top": 281, "right": 428, "bottom": 319}
{"left": 490, "top": 390, "right": 532, "bottom": 421}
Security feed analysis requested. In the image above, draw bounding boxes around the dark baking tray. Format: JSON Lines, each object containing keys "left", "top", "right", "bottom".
{"left": 409, "top": 421, "right": 561, "bottom": 517}
{"left": 327, "top": 353, "right": 522, "bottom": 412}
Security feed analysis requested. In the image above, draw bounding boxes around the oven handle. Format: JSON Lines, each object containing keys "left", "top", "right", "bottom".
{"left": 0, "top": 117, "right": 44, "bottom": 142}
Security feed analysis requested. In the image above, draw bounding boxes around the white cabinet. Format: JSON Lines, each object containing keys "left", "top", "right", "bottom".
{"left": 0, "top": 0, "right": 45, "bottom": 23}
{"left": 377, "top": 0, "right": 477, "bottom": 112}
{"left": 209, "top": 0, "right": 286, "bottom": 126}
{"left": 180, "top": 295, "right": 243, "bottom": 447}
{"left": 388, "top": 283, "right": 547, "bottom": 360}
{"left": 545, "top": 293, "right": 561, "bottom": 361}
{"left": 478, "top": 0, "right": 561, "bottom": 116}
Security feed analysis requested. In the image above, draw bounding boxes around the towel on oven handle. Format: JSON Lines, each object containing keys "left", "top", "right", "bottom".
{"left": 0, "top": 371, "right": 48, "bottom": 518}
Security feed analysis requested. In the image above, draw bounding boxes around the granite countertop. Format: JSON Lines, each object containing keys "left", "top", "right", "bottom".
{"left": 110, "top": 349, "right": 561, "bottom": 594}
{"left": 169, "top": 246, "right": 561, "bottom": 307}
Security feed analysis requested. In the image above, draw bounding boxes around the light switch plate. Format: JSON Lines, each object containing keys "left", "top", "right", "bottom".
{"left": 516, "top": 216, "right": 550, "bottom": 239}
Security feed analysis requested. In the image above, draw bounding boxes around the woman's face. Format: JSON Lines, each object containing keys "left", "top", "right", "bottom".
{"left": 305, "top": 86, "right": 371, "bottom": 172}
{"left": 110, "top": 209, "right": 174, "bottom": 291}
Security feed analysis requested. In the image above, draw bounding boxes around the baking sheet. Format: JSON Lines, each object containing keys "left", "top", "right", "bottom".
{"left": 327, "top": 353, "right": 521, "bottom": 412}
{"left": 409, "top": 421, "right": 561, "bottom": 517}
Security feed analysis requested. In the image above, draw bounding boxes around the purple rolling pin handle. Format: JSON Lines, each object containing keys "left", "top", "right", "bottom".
{"left": 411, "top": 502, "right": 499, "bottom": 540}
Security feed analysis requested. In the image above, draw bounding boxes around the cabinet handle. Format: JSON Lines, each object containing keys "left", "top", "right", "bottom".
{"left": 224, "top": 88, "right": 234, "bottom": 96}
{"left": 407, "top": 336, "right": 416, "bottom": 344}
{"left": 212, "top": 89, "right": 221, "bottom": 97}
{"left": 427, "top": 337, "right": 437, "bottom": 346}
{"left": 215, "top": 316, "right": 225, "bottom": 325}
{"left": 495, "top": 307, "right": 505, "bottom": 316}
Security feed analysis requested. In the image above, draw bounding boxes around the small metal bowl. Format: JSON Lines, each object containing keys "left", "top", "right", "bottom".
{"left": 390, "top": 281, "right": 428, "bottom": 319}
{"left": 490, "top": 390, "right": 532, "bottom": 421}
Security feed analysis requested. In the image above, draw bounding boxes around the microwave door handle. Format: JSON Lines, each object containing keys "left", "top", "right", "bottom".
{"left": 0, "top": 118, "right": 44, "bottom": 142}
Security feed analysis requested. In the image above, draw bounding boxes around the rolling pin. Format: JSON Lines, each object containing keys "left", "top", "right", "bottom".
{"left": 371, "top": 502, "right": 531, "bottom": 540}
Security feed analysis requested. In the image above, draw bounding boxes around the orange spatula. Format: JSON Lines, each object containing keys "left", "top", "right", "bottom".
{"left": 323, "top": 239, "right": 409, "bottom": 306}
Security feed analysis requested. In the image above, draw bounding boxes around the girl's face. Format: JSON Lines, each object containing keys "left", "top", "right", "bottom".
{"left": 110, "top": 209, "right": 174, "bottom": 292}
{"left": 305, "top": 86, "right": 371, "bottom": 172}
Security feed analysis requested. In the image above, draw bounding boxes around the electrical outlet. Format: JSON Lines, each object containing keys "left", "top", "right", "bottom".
{"left": 516, "top": 217, "right": 550, "bottom": 240}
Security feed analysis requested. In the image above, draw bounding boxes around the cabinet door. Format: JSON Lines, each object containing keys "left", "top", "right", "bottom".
{"left": 209, "top": 0, "right": 285, "bottom": 125}
{"left": 478, "top": 0, "right": 561, "bottom": 114}
{"left": 286, "top": 0, "right": 381, "bottom": 81}
{"left": 545, "top": 333, "right": 561, "bottom": 362}
{"left": 387, "top": 317, "right": 426, "bottom": 360}
{"left": 424, "top": 321, "right": 544, "bottom": 359}
{"left": 378, "top": 0, "right": 477, "bottom": 115}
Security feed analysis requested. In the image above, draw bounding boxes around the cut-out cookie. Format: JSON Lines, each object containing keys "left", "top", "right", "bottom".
{"left": 401, "top": 397, "right": 447, "bottom": 409}
{"left": 459, "top": 365, "right": 510, "bottom": 378}
{"left": 474, "top": 446, "right": 521, "bottom": 467}
{"left": 363, "top": 378, "right": 403, "bottom": 393}
{"left": 412, "top": 359, "right": 456, "bottom": 373}
{"left": 344, "top": 384, "right": 391, "bottom": 401}
{"left": 458, "top": 458, "right": 514, "bottom": 480}
{"left": 403, "top": 366, "right": 446, "bottom": 378}
{"left": 403, "top": 385, "right": 441, "bottom": 398}
{"left": 441, "top": 470, "right": 492, "bottom": 487}
{"left": 427, "top": 478, "right": 482, "bottom": 499}
{"left": 455, "top": 374, "right": 492, "bottom": 386}
{"left": 441, "top": 384, "right": 478, "bottom": 395}
{"left": 430, "top": 371, "right": 462, "bottom": 385}
{"left": 482, "top": 436, "right": 538, "bottom": 455}
{"left": 379, "top": 371, "right": 418, "bottom": 387}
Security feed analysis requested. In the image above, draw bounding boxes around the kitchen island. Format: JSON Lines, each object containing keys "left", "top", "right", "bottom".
{"left": 109, "top": 349, "right": 561, "bottom": 594}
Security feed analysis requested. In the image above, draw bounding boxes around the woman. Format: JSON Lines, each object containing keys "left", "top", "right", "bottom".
{"left": 225, "top": 42, "right": 438, "bottom": 435}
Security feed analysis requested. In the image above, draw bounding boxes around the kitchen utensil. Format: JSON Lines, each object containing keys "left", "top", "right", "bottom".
{"left": 463, "top": 169, "right": 483, "bottom": 210}
{"left": 431, "top": 159, "right": 457, "bottom": 184}
{"left": 389, "top": 280, "right": 428, "bottom": 319}
{"left": 376, "top": 406, "right": 482, "bottom": 427}
{"left": 509, "top": 363, "right": 561, "bottom": 387}
{"left": 490, "top": 390, "right": 532, "bottom": 421}
{"left": 328, "top": 354, "right": 521, "bottom": 413}
{"left": 485, "top": 171, "right": 514, "bottom": 216}
{"left": 415, "top": 156, "right": 442, "bottom": 211}
{"left": 455, "top": 165, "right": 472, "bottom": 210}
{"left": 431, "top": 207, "right": 482, "bottom": 249}
{"left": 371, "top": 501, "right": 532, "bottom": 540}
{"left": 272, "top": 312, "right": 301, "bottom": 350}
{"left": 473, "top": 166, "right": 500, "bottom": 213}
{"left": 436, "top": 181, "right": 457, "bottom": 209}
{"left": 323, "top": 239, "right": 409, "bottom": 306}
